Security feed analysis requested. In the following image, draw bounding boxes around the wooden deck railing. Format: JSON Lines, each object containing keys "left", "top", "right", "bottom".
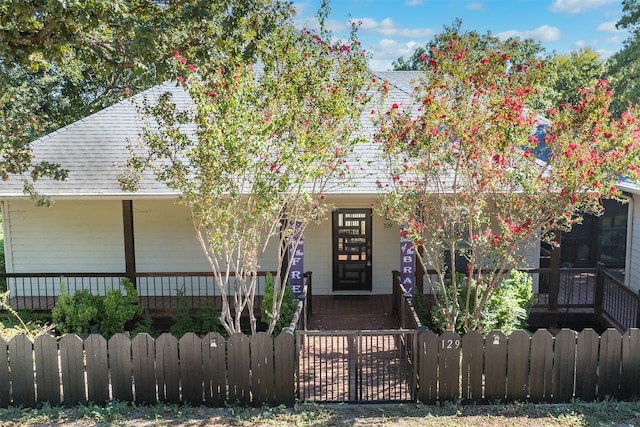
{"left": 393, "top": 265, "right": 638, "bottom": 332}
{"left": 392, "top": 271, "right": 423, "bottom": 329}
{"left": 1, "top": 271, "right": 311, "bottom": 314}
{"left": 598, "top": 267, "right": 639, "bottom": 331}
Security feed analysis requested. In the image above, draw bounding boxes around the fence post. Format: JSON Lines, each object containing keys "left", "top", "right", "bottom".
{"left": 636, "top": 290, "right": 640, "bottom": 329}
{"left": 304, "top": 272, "right": 312, "bottom": 319}
{"left": 392, "top": 271, "right": 399, "bottom": 317}
{"left": 549, "top": 234, "right": 561, "bottom": 314}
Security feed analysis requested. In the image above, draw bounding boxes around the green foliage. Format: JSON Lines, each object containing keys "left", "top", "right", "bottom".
{"left": 535, "top": 49, "right": 605, "bottom": 114}
{"left": 170, "top": 289, "right": 223, "bottom": 338}
{"left": 261, "top": 273, "right": 298, "bottom": 335}
{"left": 130, "top": 307, "right": 157, "bottom": 338}
{"left": 52, "top": 278, "right": 142, "bottom": 337}
{"left": 99, "top": 278, "right": 142, "bottom": 338}
{"left": 0, "top": 292, "right": 54, "bottom": 339}
{"left": 606, "top": 0, "right": 640, "bottom": 116}
{"left": 482, "top": 270, "right": 534, "bottom": 334}
{"left": 431, "top": 271, "right": 533, "bottom": 335}
{"left": 0, "top": 0, "right": 291, "bottom": 197}
{"left": 412, "top": 286, "right": 431, "bottom": 328}
{"left": 377, "top": 25, "right": 640, "bottom": 332}
{"left": 393, "top": 20, "right": 545, "bottom": 74}
{"left": 123, "top": 3, "right": 370, "bottom": 335}
{"left": 52, "top": 285, "right": 102, "bottom": 335}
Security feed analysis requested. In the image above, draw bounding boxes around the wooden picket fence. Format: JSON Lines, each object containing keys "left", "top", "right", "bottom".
{"left": 417, "top": 328, "right": 640, "bottom": 403}
{"left": 0, "top": 332, "right": 294, "bottom": 408}
{"left": 2, "top": 328, "right": 640, "bottom": 407}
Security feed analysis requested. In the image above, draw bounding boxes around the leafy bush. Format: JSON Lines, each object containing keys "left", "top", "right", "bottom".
{"left": 52, "top": 278, "right": 143, "bottom": 337}
{"left": 99, "top": 278, "right": 142, "bottom": 337}
{"left": 131, "top": 307, "right": 157, "bottom": 337}
{"left": 0, "top": 293, "right": 54, "bottom": 339}
{"left": 170, "top": 289, "right": 223, "bottom": 338}
{"left": 52, "top": 285, "right": 102, "bottom": 334}
{"left": 431, "top": 270, "right": 534, "bottom": 335}
{"left": 261, "top": 272, "right": 297, "bottom": 335}
{"left": 412, "top": 286, "right": 431, "bottom": 327}
{"left": 482, "top": 270, "right": 534, "bottom": 335}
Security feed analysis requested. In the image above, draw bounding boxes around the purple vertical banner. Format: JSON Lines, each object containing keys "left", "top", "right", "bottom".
{"left": 400, "top": 231, "right": 415, "bottom": 296}
{"left": 288, "top": 221, "right": 304, "bottom": 298}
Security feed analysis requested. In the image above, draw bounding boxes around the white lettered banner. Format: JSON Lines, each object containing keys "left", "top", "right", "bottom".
{"left": 289, "top": 222, "right": 304, "bottom": 297}
{"left": 400, "top": 231, "right": 415, "bottom": 296}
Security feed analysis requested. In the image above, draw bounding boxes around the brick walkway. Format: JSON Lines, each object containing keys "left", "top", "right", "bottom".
{"left": 307, "top": 295, "right": 400, "bottom": 330}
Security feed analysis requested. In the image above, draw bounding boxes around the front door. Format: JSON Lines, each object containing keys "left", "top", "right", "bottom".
{"left": 333, "top": 209, "right": 372, "bottom": 291}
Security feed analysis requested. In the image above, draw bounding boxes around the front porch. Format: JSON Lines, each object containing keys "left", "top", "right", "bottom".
{"left": 2, "top": 265, "right": 637, "bottom": 332}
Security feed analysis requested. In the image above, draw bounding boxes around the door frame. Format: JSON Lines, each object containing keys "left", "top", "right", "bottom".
{"left": 332, "top": 208, "right": 373, "bottom": 292}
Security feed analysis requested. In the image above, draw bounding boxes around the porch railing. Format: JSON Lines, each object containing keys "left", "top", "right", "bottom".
{"left": 392, "top": 271, "right": 423, "bottom": 329}
{"left": 598, "top": 267, "right": 639, "bottom": 331}
{"left": 1, "top": 271, "right": 310, "bottom": 313}
{"left": 392, "top": 265, "right": 637, "bottom": 333}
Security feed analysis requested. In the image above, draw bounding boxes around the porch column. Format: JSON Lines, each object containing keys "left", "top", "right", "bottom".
{"left": 122, "top": 200, "right": 137, "bottom": 285}
{"left": 549, "top": 232, "right": 562, "bottom": 316}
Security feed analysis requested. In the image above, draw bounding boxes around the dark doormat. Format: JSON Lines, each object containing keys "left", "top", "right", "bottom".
{"left": 333, "top": 295, "right": 370, "bottom": 301}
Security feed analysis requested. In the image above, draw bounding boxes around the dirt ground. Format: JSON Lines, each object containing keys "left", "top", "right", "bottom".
{"left": 3, "top": 401, "right": 638, "bottom": 427}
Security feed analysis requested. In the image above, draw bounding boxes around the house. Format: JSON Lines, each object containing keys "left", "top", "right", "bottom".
{"left": 615, "top": 181, "right": 639, "bottom": 291}
{"left": 1, "top": 70, "right": 635, "bottom": 330}
{"left": 0, "top": 72, "right": 425, "bottom": 311}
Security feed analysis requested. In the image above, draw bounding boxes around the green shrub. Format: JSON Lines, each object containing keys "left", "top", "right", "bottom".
{"left": 261, "top": 272, "right": 297, "bottom": 335}
{"left": 431, "top": 270, "right": 534, "bottom": 335}
{"left": 52, "top": 278, "right": 143, "bottom": 337}
{"left": 131, "top": 307, "right": 158, "bottom": 337}
{"left": 52, "top": 285, "right": 102, "bottom": 335}
{"left": 170, "top": 289, "right": 223, "bottom": 338}
{"left": 99, "top": 278, "right": 142, "bottom": 338}
{"left": 412, "top": 286, "right": 431, "bottom": 327}
{"left": 482, "top": 270, "right": 534, "bottom": 335}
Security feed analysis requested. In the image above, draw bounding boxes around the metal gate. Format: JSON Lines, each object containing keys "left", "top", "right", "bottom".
{"left": 296, "top": 329, "right": 417, "bottom": 402}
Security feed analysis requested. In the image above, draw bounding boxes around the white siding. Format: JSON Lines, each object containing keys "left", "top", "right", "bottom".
{"left": 4, "top": 199, "right": 125, "bottom": 296}
{"left": 133, "top": 200, "right": 208, "bottom": 272}
{"left": 629, "top": 195, "right": 640, "bottom": 292}
{"left": 132, "top": 199, "right": 279, "bottom": 273}
{"left": 4, "top": 200, "right": 124, "bottom": 273}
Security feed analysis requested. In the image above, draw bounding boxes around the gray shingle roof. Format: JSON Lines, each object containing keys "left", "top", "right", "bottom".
{"left": 0, "top": 72, "right": 422, "bottom": 199}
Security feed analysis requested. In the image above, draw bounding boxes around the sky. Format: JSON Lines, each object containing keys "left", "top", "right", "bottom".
{"left": 293, "top": 0, "right": 629, "bottom": 70}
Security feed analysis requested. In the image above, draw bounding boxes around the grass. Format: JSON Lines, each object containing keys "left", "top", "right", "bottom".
{"left": 0, "top": 400, "right": 640, "bottom": 426}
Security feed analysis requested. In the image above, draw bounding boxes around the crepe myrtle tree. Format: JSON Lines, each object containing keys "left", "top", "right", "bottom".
{"left": 375, "top": 33, "right": 640, "bottom": 333}
{"left": 120, "top": 16, "right": 371, "bottom": 335}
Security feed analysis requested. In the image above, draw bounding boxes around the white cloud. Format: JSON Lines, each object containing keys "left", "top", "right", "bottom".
{"left": 405, "top": 0, "right": 424, "bottom": 5}
{"left": 595, "top": 48, "right": 616, "bottom": 59}
{"left": 368, "top": 38, "right": 424, "bottom": 71}
{"left": 496, "top": 25, "right": 562, "bottom": 43}
{"left": 466, "top": 2, "right": 485, "bottom": 11}
{"left": 571, "top": 38, "right": 620, "bottom": 59}
{"left": 350, "top": 17, "right": 436, "bottom": 38}
{"left": 574, "top": 39, "right": 587, "bottom": 49}
{"left": 549, "top": 0, "right": 617, "bottom": 14}
{"left": 597, "top": 20, "right": 623, "bottom": 33}
{"left": 293, "top": 15, "right": 348, "bottom": 34}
